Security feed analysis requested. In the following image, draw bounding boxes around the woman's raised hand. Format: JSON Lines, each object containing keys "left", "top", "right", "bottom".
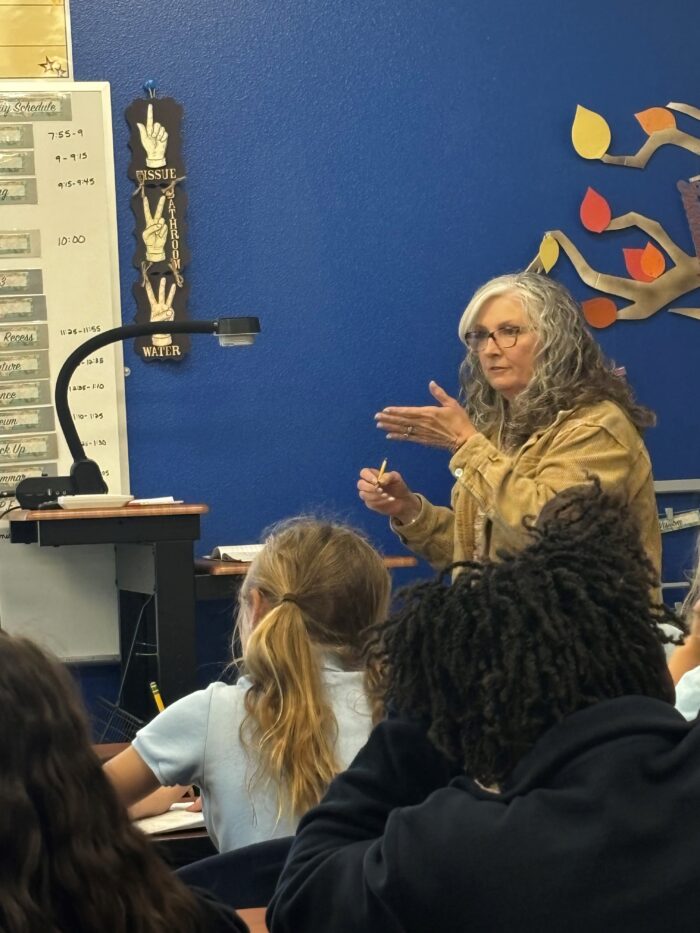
{"left": 357, "top": 468, "right": 422, "bottom": 525}
{"left": 374, "top": 381, "right": 476, "bottom": 452}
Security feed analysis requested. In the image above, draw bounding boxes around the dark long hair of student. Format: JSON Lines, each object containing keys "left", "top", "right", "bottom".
{"left": 366, "top": 482, "right": 685, "bottom": 788}
{"left": 0, "top": 633, "right": 216, "bottom": 933}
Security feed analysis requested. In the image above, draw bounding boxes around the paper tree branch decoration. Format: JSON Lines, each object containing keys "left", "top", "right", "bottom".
{"left": 528, "top": 101, "right": 700, "bottom": 327}
{"left": 571, "top": 103, "right": 700, "bottom": 169}
{"left": 529, "top": 186, "right": 700, "bottom": 327}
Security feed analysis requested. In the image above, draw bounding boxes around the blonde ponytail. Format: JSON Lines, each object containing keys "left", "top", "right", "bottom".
{"left": 243, "top": 603, "right": 340, "bottom": 816}
{"left": 238, "top": 518, "right": 390, "bottom": 818}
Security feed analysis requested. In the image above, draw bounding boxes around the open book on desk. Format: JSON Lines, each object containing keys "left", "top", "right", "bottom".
{"left": 207, "top": 544, "right": 265, "bottom": 562}
{"left": 134, "top": 802, "right": 206, "bottom": 836}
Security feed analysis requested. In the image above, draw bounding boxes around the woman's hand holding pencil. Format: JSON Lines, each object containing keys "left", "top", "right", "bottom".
{"left": 357, "top": 462, "right": 422, "bottom": 525}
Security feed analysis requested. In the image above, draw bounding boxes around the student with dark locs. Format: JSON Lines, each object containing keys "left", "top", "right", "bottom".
{"left": 268, "top": 483, "right": 700, "bottom": 933}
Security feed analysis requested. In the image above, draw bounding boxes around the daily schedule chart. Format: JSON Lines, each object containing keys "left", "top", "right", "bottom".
{"left": 0, "top": 82, "right": 128, "bottom": 661}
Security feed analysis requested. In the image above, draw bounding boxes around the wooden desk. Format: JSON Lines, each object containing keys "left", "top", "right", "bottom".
{"left": 10, "top": 504, "right": 208, "bottom": 719}
{"left": 194, "top": 554, "right": 418, "bottom": 600}
{"left": 237, "top": 908, "right": 268, "bottom": 933}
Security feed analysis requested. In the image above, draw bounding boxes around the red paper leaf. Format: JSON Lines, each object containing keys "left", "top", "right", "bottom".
{"left": 640, "top": 241, "right": 665, "bottom": 279}
{"left": 580, "top": 187, "right": 612, "bottom": 232}
{"left": 582, "top": 297, "right": 617, "bottom": 329}
{"left": 623, "top": 248, "right": 654, "bottom": 282}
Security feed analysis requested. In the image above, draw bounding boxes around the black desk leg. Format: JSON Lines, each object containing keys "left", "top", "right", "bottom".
{"left": 152, "top": 540, "right": 197, "bottom": 706}
{"left": 116, "top": 541, "right": 197, "bottom": 721}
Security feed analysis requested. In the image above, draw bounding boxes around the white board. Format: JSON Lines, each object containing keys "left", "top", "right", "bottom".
{"left": 0, "top": 81, "right": 128, "bottom": 661}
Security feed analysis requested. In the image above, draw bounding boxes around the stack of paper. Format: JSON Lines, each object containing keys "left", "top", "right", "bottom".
{"left": 134, "top": 802, "right": 206, "bottom": 835}
{"left": 209, "top": 544, "right": 265, "bottom": 562}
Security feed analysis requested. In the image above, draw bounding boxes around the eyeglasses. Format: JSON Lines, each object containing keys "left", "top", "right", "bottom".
{"left": 464, "top": 324, "right": 527, "bottom": 352}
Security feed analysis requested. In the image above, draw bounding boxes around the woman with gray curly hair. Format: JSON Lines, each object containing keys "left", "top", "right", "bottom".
{"left": 358, "top": 271, "right": 661, "bottom": 574}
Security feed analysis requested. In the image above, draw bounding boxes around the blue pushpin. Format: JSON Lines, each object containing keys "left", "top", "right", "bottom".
{"left": 143, "top": 79, "right": 157, "bottom": 98}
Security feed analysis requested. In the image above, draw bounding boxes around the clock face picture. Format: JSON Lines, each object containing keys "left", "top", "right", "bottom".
{"left": 125, "top": 96, "right": 190, "bottom": 361}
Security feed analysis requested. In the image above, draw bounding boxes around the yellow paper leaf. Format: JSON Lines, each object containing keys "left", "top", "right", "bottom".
{"left": 538, "top": 234, "right": 559, "bottom": 272}
{"left": 571, "top": 105, "right": 611, "bottom": 159}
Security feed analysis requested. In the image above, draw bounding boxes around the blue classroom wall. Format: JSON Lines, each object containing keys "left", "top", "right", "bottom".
{"left": 70, "top": 0, "right": 699, "bottom": 706}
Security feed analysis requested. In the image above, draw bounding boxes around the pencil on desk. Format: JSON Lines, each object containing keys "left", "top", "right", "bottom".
{"left": 149, "top": 681, "right": 165, "bottom": 713}
{"left": 376, "top": 457, "right": 388, "bottom": 485}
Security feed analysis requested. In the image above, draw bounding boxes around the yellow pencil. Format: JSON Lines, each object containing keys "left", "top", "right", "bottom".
{"left": 376, "top": 457, "right": 388, "bottom": 485}
{"left": 149, "top": 681, "right": 165, "bottom": 713}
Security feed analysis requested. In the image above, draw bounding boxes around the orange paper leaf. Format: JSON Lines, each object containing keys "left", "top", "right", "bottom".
{"left": 623, "top": 248, "right": 654, "bottom": 282}
{"left": 640, "top": 241, "right": 665, "bottom": 279}
{"left": 634, "top": 107, "right": 676, "bottom": 136}
{"left": 571, "top": 105, "right": 611, "bottom": 159}
{"left": 582, "top": 297, "right": 617, "bottom": 329}
{"left": 579, "top": 187, "right": 611, "bottom": 232}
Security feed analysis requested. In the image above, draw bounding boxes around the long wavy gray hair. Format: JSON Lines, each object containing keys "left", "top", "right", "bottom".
{"left": 457, "top": 272, "right": 654, "bottom": 451}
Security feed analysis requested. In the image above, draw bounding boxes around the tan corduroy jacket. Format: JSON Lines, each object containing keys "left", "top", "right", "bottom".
{"left": 394, "top": 400, "right": 661, "bottom": 577}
